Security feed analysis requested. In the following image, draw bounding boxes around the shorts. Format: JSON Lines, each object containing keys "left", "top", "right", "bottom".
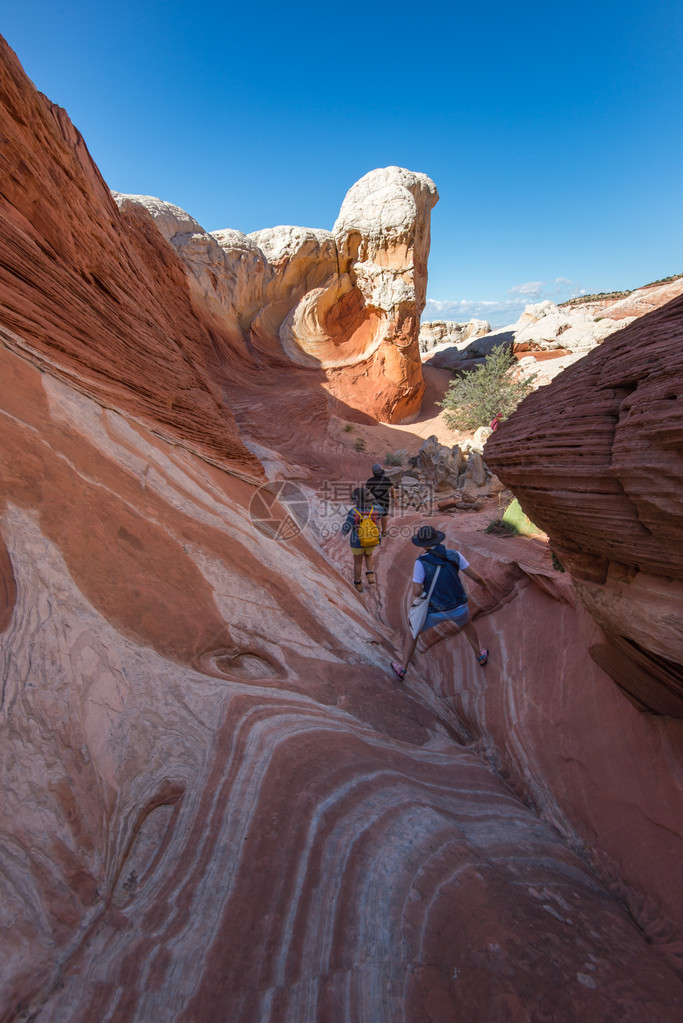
{"left": 422, "top": 601, "right": 469, "bottom": 633}
{"left": 350, "top": 546, "right": 376, "bottom": 556}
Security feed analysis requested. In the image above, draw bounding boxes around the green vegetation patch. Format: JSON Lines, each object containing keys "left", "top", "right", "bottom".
{"left": 439, "top": 344, "right": 537, "bottom": 430}
{"left": 486, "top": 498, "right": 543, "bottom": 537}
{"left": 503, "top": 498, "right": 542, "bottom": 535}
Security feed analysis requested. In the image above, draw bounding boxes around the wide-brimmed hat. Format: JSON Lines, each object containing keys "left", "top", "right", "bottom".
{"left": 411, "top": 525, "right": 446, "bottom": 547}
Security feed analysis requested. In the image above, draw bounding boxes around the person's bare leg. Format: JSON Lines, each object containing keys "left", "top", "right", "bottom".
{"left": 353, "top": 553, "right": 364, "bottom": 587}
{"left": 364, "top": 550, "right": 375, "bottom": 581}
{"left": 401, "top": 629, "right": 420, "bottom": 672}
{"left": 462, "top": 620, "right": 483, "bottom": 657}
{"left": 381, "top": 514, "right": 388, "bottom": 535}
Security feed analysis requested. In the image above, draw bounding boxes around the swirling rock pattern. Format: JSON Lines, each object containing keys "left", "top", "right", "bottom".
{"left": 2, "top": 349, "right": 683, "bottom": 1022}
{"left": 1, "top": 32, "right": 683, "bottom": 1023}
{"left": 485, "top": 294, "right": 683, "bottom": 716}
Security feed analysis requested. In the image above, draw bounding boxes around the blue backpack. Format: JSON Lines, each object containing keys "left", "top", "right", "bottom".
{"left": 419, "top": 545, "right": 467, "bottom": 612}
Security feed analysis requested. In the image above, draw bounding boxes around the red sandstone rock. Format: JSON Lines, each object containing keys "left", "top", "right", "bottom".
{"left": 485, "top": 295, "right": 683, "bottom": 716}
{"left": 588, "top": 275, "right": 683, "bottom": 320}
{"left": 1, "top": 32, "right": 683, "bottom": 1023}
{"left": 0, "top": 37, "right": 260, "bottom": 478}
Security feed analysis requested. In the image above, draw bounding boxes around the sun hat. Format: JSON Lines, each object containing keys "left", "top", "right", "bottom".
{"left": 411, "top": 525, "right": 446, "bottom": 547}
{"left": 371, "top": 463, "right": 383, "bottom": 474}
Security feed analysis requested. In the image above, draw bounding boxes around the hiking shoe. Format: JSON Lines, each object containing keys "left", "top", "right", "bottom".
{"left": 391, "top": 661, "right": 406, "bottom": 681}
{"left": 477, "top": 649, "right": 489, "bottom": 666}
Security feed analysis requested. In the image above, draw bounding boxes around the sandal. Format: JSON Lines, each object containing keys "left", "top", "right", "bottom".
{"left": 365, "top": 570, "right": 375, "bottom": 584}
{"left": 353, "top": 579, "right": 363, "bottom": 592}
{"left": 391, "top": 661, "right": 406, "bottom": 681}
{"left": 477, "top": 648, "right": 489, "bottom": 666}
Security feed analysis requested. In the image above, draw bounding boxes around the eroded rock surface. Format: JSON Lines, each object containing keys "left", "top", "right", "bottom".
{"left": 118, "top": 166, "right": 438, "bottom": 424}
{"left": 1, "top": 32, "right": 683, "bottom": 1023}
{"left": 485, "top": 294, "right": 683, "bottom": 716}
{"left": 419, "top": 318, "right": 492, "bottom": 352}
{"left": 0, "top": 43, "right": 260, "bottom": 478}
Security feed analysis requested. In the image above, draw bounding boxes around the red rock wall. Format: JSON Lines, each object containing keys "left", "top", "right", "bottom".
{"left": 0, "top": 36, "right": 260, "bottom": 478}
{"left": 485, "top": 295, "right": 683, "bottom": 715}
{"left": 379, "top": 516, "right": 683, "bottom": 979}
{"left": 2, "top": 354, "right": 682, "bottom": 1020}
{"left": 1, "top": 30, "right": 683, "bottom": 1023}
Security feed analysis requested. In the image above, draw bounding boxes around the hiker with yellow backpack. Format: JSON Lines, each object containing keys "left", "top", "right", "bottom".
{"left": 341, "top": 487, "right": 382, "bottom": 592}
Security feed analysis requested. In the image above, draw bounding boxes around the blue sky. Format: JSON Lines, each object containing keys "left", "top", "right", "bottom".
{"left": 4, "top": 1, "right": 682, "bottom": 327}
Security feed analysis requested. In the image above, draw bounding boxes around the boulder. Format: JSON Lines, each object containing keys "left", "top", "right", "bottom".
{"left": 472, "top": 425, "right": 493, "bottom": 452}
{"left": 417, "top": 435, "right": 465, "bottom": 491}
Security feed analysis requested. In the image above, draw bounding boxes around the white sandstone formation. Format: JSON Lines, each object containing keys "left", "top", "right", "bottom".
{"left": 419, "top": 318, "right": 491, "bottom": 352}
{"left": 114, "top": 167, "right": 439, "bottom": 422}
{"left": 332, "top": 166, "right": 439, "bottom": 314}
{"left": 513, "top": 300, "right": 634, "bottom": 353}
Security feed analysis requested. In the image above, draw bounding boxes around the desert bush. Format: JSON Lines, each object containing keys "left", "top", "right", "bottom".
{"left": 343, "top": 423, "right": 354, "bottom": 432}
{"left": 354, "top": 437, "right": 366, "bottom": 452}
{"left": 439, "top": 345, "right": 537, "bottom": 430}
{"left": 551, "top": 550, "right": 565, "bottom": 572}
{"left": 385, "top": 452, "right": 402, "bottom": 466}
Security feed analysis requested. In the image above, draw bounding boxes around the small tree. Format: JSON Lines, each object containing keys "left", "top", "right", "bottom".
{"left": 439, "top": 344, "right": 537, "bottom": 430}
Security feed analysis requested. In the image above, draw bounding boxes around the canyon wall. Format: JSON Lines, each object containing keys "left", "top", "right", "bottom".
{"left": 3, "top": 346, "right": 682, "bottom": 1022}
{"left": 485, "top": 295, "right": 683, "bottom": 717}
{"left": 1, "top": 32, "right": 682, "bottom": 1023}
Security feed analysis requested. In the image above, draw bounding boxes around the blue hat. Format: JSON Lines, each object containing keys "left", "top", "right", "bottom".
{"left": 411, "top": 525, "right": 445, "bottom": 547}
{"left": 372, "top": 463, "right": 383, "bottom": 474}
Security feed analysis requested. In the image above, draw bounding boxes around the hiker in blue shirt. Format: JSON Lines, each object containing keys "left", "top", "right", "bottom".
{"left": 391, "top": 524, "right": 491, "bottom": 680}
{"left": 341, "top": 487, "right": 382, "bottom": 593}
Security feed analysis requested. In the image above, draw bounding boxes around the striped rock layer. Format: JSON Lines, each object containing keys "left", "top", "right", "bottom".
{"left": 0, "top": 32, "right": 682, "bottom": 1023}
{"left": 2, "top": 347, "right": 682, "bottom": 1022}
{"left": 485, "top": 295, "right": 683, "bottom": 716}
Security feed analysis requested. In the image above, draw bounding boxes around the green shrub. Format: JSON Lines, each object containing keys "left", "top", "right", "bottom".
{"left": 551, "top": 550, "right": 565, "bottom": 572}
{"left": 354, "top": 437, "right": 366, "bottom": 452}
{"left": 485, "top": 519, "right": 515, "bottom": 535}
{"left": 502, "top": 498, "right": 542, "bottom": 536}
{"left": 385, "top": 452, "right": 402, "bottom": 466}
{"left": 343, "top": 423, "right": 354, "bottom": 432}
{"left": 485, "top": 499, "right": 542, "bottom": 537}
{"left": 439, "top": 345, "right": 537, "bottom": 430}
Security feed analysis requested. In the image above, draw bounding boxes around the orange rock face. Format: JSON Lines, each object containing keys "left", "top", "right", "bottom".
{"left": 0, "top": 36, "right": 260, "bottom": 478}
{"left": 1, "top": 32, "right": 683, "bottom": 1023}
{"left": 485, "top": 295, "right": 683, "bottom": 716}
{"left": 119, "top": 165, "right": 436, "bottom": 425}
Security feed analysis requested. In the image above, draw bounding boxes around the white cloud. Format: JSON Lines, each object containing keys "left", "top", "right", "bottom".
{"left": 423, "top": 297, "right": 529, "bottom": 328}
{"left": 423, "top": 274, "right": 595, "bottom": 329}
{"left": 508, "top": 281, "right": 545, "bottom": 297}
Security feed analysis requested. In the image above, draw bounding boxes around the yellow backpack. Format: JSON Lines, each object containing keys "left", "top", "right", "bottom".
{"left": 355, "top": 507, "right": 380, "bottom": 548}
